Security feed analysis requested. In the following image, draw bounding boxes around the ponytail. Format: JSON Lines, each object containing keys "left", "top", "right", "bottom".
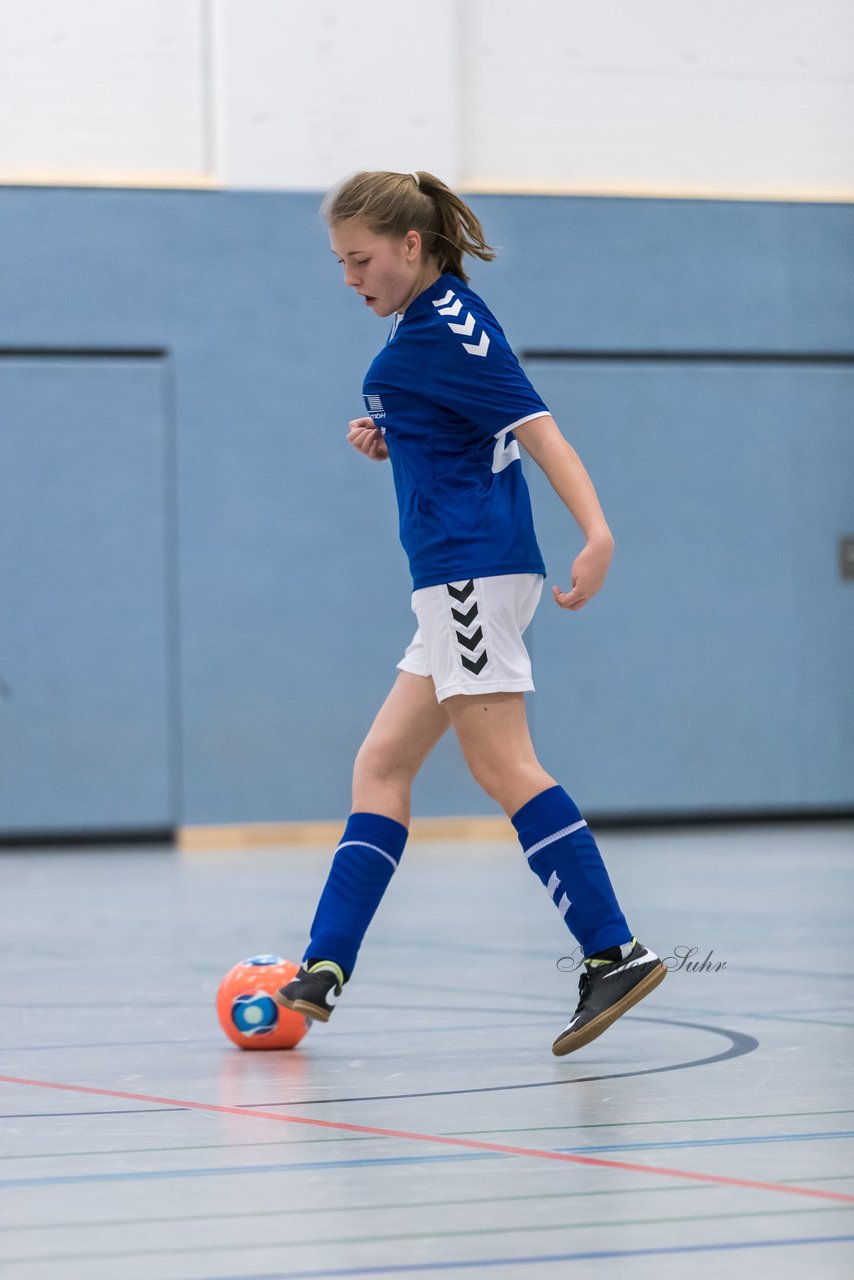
{"left": 321, "top": 170, "right": 496, "bottom": 284}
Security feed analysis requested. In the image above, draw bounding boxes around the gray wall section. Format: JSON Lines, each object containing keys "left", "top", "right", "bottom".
{"left": 524, "top": 359, "right": 854, "bottom": 813}
{"left": 0, "top": 355, "right": 175, "bottom": 829}
{"left": 0, "top": 188, "right": 852, "bottom": 831}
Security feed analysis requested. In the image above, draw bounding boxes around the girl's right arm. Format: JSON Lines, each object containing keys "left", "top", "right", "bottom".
{"left": 347, "top": 416, "right": 389, "bottom": 461}
{"left": 514, "top": 413, "right": 614, "bottom": 612}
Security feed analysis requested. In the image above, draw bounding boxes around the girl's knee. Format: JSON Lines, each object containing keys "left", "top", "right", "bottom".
{"left": 354, "top": 734, "right": 417, "bottom": 787}
{"left": 462, "top": 755, "right": 512, "bottom": 805}
{"left": 464, "top": 755, "right": 554, "bottom": 815}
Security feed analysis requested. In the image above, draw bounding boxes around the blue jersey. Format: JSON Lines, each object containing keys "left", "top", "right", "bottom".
{"left": 362, "top": 271, "right": 549, "bottom": 590}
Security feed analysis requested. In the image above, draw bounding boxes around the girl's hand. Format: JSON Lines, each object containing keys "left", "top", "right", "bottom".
{"left": 552, "top": 538, "right": 614, "bottom": 611}
{"left": 347, "top": 416, "right": 389, "bottom": 461}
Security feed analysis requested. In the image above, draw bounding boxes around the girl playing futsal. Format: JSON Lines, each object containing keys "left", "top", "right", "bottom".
{"left": 276, "top": 170, "right": 665, "bottom": 1055}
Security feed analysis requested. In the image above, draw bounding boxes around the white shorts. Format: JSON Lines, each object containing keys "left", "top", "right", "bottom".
{"left": 396, "top": 573, "right": 544, "bottom": 703}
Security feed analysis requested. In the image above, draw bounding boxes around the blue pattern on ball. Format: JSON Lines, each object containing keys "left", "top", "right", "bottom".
{"left": 231, "top": 991, "right": 278, "bottom": 1035}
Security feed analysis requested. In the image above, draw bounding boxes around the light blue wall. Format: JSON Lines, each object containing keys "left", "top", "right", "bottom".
{"left": 0, "top": 188, "right": 852, "bottom": 832}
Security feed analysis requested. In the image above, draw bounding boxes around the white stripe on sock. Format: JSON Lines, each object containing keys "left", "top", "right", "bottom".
{"left": 524, "top": 820, "right": 587, "bottom": 860}
{"left": 335, "top": 840, "right": 398, "bottom": 871}
{"left": 546, "top": 870, "right": 560, "bottom": 897}
{"left": 558, "top": 893, "right": 571, "bottom": 918}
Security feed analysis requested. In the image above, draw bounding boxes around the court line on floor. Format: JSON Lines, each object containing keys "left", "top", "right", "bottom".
{"left": 1, "top": 1072, "right": 853, "bottom": 1205}
{"left": 0, "top": 1014, "right": 757, "bottom": 1119}
{"left": 0, "top": 1150, "right": 499, "bottom": 1187}
{"left": 0, "top": 1185, "right": 740, "bottom": 1235}
{"left": 0, "top": 1105, "right": 185, "bottom": 1120}
{"left": 177, "top": 1235, "right": 854, "bottom": 1279}
{"left": 5, "top": 1106, "right": 851, "bottom": 1163}
{"left": 6, "top": 1205, "right": 854, "bottom": 1267}
{"left": 0, "top": 1013, "right": 557, "bottom": 1053}
{"left": 244, "top": 1014, "right": 759, "bottom": 1108}
{"left": 554, "top": 1129, "right": 854, "bottom": 1155}
{"left": 454, "top": 1106, "right": 854, "bottom": 1138}
{"left": 3, "top": 1136, "right": 852, "bottom": 1193}
{"left": 644, "top": 1003, "right": 853, "bottom": 1029}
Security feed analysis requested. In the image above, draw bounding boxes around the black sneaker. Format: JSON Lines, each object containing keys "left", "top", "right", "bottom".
{"left": 275, "top": 964, "right": 343, "bottom": 1023}
{"left": 552, "top": 940, "right": 666, "bottom": 1056}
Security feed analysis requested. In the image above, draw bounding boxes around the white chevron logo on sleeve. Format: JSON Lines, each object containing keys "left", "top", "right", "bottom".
{"left": 463, "top": 332, "right": 490, "bottom": 357}
{"left": 432, "top": 288, "right": 490, "bottom": 356}
{"left": 448, "top": 312, "right": 475, "bottom": 336}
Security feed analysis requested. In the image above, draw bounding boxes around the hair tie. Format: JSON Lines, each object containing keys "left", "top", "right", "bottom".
{"left": 410, "top": 171, "right": 421, "bottom": 188}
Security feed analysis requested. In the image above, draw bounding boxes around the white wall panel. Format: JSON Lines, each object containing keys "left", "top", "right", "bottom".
{"left": 0, "top": 0, "right": 209, "bottom": 183}
{"left": 460, "top": 0, "right": 854, "bottom": 197}
{"left": 0, "top": 0, "right": 851, "bottom": 197}
{"left": 214, "top": 0, "right": 460, "bottom": 190}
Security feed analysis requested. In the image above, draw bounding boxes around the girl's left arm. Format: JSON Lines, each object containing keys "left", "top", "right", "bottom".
{"left": 513, "top": 414, "right": 614, "bottom": 612}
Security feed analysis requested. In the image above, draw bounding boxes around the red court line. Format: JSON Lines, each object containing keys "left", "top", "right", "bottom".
{"left": 2, "top": 1072, "right": 852, "bottom": 1205}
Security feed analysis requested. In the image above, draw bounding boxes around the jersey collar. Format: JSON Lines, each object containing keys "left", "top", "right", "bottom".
{"left": 395, "top": 271, "right": 461, "bottom": 325}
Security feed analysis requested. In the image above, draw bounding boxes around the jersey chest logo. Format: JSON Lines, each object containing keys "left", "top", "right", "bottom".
{"left": 432, "top": 290, "right": 490, "bottom": 358}
{"left": 365, "top": 393, "right": 386, "bottom": 420}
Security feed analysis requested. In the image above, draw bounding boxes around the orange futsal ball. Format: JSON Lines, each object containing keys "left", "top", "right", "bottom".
{"left": 216, "top": 955, "right": 310, "bottom": 1050}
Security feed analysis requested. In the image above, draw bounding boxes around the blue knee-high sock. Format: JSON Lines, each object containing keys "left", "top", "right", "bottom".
{"left": 304, "top": 812, "right": 408, "bottom": 978}
{"left": 511, "top": 785, "right": 631, "bottom": 957}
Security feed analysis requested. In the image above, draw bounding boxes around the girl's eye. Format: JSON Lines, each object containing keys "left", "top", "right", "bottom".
{"left": 356, "top": 259, "right": 370, "bottom": 267}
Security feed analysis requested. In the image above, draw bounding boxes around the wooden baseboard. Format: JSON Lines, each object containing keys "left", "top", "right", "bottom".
{"left": 178, "top": 815, "right": 513, "bottom": 850}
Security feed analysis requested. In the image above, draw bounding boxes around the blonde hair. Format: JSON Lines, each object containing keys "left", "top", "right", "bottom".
{"left": 321, "top": 170, "right": 496, "bottom": 284}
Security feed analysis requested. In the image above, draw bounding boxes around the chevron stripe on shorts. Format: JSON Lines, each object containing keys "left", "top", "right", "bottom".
{"left": 447, "top": 579, "right": 489, "bottom": 676}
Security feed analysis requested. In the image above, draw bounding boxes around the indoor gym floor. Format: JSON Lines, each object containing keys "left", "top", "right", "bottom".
{"left": 0, "top": 820, "right": 852, "bottom": 1280}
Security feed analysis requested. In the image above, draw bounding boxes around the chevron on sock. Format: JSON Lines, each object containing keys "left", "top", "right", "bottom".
{"left": 511, "top": 785, "right": 632, "bottom": 957}
{"left": 303, "top": 811, "right": 408, "bottom": 977}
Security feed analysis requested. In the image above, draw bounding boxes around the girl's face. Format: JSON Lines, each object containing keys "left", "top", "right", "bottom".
{"left": 330, "top": 220, "right": 439, "bottom": 317}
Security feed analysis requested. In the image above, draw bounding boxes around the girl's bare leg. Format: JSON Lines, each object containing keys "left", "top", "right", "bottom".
{"left": 442, "top": 690, "right": 555, "bottom": 816}
{"left": 352, "top": 671, "right": 451, "bottom": 825}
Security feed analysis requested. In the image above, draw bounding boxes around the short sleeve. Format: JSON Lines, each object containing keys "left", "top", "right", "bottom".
{"left": 424, "top": 313, "right": 549, "bottom": 437}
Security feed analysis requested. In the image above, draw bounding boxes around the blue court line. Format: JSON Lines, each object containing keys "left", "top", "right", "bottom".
{"left": 182, "top": 1234, "right": 854, "bottom": 1279}
{"left": 555, "top": 1129, "right": 854, "bottom": 1155}
{"left": 0, "top": 1150, "right": 499, "bottom": 1189}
